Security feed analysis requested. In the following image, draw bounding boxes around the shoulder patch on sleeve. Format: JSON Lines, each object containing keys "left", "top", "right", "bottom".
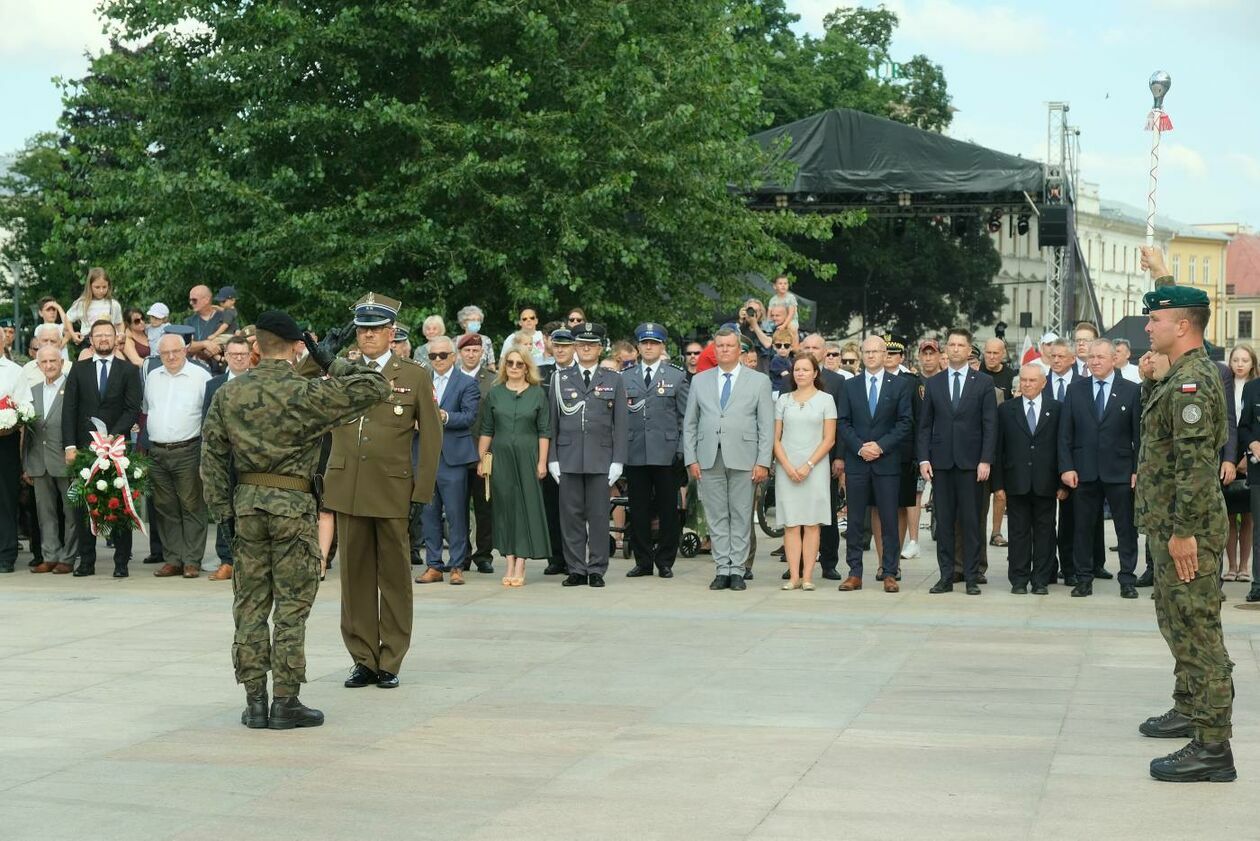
{"left": 1179, "top": 382, "right": 1197, "bottom": 393}
{"left": 1181, "top": 403, "right": 1202, "bottom": 424}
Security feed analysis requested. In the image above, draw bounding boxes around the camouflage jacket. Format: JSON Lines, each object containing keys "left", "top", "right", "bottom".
{"left": 1135, "top": 345, "right": 1228, "bottom": 550}
{"left": 201, "top": 357, "right": 388, "bottom": 520}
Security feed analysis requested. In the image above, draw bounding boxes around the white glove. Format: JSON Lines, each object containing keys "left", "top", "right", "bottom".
{"left": 548, "top": 461, "right": 561, "bottom": 483}
{"left": 608, "top": 462, "right": 623, "bottom": 487}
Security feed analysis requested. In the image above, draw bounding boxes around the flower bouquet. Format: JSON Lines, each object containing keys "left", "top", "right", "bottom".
{"left": 66, "top": 430, "right": 152, "bottom": 535}
{"left": 0, "top": 394, "right": 36, "bottom": 436}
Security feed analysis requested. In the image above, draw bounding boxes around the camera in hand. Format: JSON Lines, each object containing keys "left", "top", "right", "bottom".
{"left": 745, "top": 307, "right": 757, "bottom": 319}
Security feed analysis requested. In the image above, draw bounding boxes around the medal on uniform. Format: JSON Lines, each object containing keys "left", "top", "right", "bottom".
{"left": 570, "top": 391, "right": 578, "bottom": 399}
{"left": 394, "top": 405, "right": 404, "bottom": 416}
{"left": 657, "top": 385, "right": 665, "bottom": 395}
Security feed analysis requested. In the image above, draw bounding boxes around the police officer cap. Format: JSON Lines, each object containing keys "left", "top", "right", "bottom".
{"left": 392, "top": 324, "right": 410, "bottom": 343}
{"left": 351, "top": 292, "right": 400, "bottom": 327}
{"left": 549, "top": 328, "right": 575, "bottom": 346}
{"left": 884, "top": 336, "right": 905, "bottom": 354}
{"left": 0, "top": 318, "right": 13, "bottom": 328}
{"left": 254, "top": 310, "right": 304, "bottom": 341}
{"left": 162, "top": 324, "right": 196, "bottom": 345}
{"left": 635, "top": 322, "right": 668, "bottom": 343}
{"left": 1142, "top": 285, "right": 1210, "bottom": 314}
{"left": 574, "top": 323, "right": 606, "bottom": 343}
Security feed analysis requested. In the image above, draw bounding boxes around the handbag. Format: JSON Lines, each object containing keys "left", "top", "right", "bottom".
{"left": 479, "top": 453, "right": 493, "bottom": 501}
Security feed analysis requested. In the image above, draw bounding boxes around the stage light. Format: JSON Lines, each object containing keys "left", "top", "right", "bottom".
{"left": 986, "top": 209, "right": 1002, "bottom": 233}
{"left": 897, "top": 192, "right": 912, "bottom": 207}
{"left": 952, "top": 216, "right": 971, "bottom": 237}
{"left": 774, "top": 194, "right": 789, "bottom": 209}
{"left": 1017, "top": 214, "right": 1030, "bottom": 235}
{"left": 892, "top": 217, "right": 906, "bottom": 236}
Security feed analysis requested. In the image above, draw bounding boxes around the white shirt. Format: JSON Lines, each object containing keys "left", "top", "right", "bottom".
{"left": 641, "top": 363, "right": 656, "bottom": 384}
{"left": 0, "top": 357, "right": 33, "bottom": 408}
{"left": 22, "top": 357, "right": 72, "bottom": 390}
{"left": 1050, "top": 369, "right": 1074, "bottom": 401}
{"left": 432, "top": 369, "right": 451, "bottom": 404}
{"left": 143, "top": 363, "right": 211, "bottom": 443}
{"left": 40, "top": 375, "right": 66, "bottom": 416}
{"left": 835, "top": 368, "right": 854, "bottom": 380}
{"left": 1235, "top": 378, "right": 1247, "bottom": 423}
{"left": 577, "top": 364, "right": 599, "bottom": 385}
{"left": 1024, "top": 395, "right": 1042, "bottom": 424}
{"left": 865, "top": 369, "right": 883, "bottom": 405}
{"left": 945, "top": 364, "right": 970, "bottom": 400}
{"left": 1091, "top": 372, "right": 1115, "bottom": 410}
{"left": 715, "top": 363, "right": 742, "bottom": 404}
{"left": 461, "top": 365, "right": 481, "bottom": 378}
{"left": 1119, "top": 362, "right": 1142, "bottom": 384}
{"left": 92, "top": 355, "right": 115, "bottom": 394}
{"left": 363, "top": 350, "right": 393, "bottom": 371}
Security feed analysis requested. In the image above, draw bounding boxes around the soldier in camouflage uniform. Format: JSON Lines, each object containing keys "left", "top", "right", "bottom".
{"left": 1133, "top": 246, "right": 1236, "bottom": 783}
{"left": 201, "top": 311, "right": 387, "bottom": 730}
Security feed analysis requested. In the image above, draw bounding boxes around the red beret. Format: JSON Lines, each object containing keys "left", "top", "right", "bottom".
{"left": 457, "top": 334, "right": 482, "bottom": 350}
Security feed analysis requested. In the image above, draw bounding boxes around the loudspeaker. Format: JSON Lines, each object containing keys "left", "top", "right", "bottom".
{"left": 1019, "top": 312, "right": 1033, "bottom": 329}
{"left": 1038, "top": 205, "right": 1069, "bottom": 248}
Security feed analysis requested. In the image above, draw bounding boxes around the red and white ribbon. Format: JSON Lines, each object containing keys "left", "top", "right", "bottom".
{"left": 86, "top": 431, "right": 147, "bottom": 536}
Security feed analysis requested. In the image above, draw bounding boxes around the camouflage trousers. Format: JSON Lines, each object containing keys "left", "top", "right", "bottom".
{"left": 1150, "top": 538, "right": 1234, "bottom": 741}
{"left": 232, "top": 513, "right": 321, "bottom": 697}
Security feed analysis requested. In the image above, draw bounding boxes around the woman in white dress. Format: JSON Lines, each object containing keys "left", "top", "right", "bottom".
{"left": 773, "top": 353, "right": 836, "bottom": 590}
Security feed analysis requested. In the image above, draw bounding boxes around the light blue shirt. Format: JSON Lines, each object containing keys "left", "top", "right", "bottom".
{"left": 716, "top": 363, "right": 741, "bottom": 404}
{"left": 1093, "top": 371, "right": 1115, "bottom": 410}
{"left": 865, "top": 369, "right": 882, "bottom": 405}
{"left": 946, "top": 364, "right": 969, "bottom": 400}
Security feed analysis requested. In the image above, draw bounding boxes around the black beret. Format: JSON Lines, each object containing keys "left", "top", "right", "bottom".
{"left": 255, "top": 310, "right": 304, "bottom": 341}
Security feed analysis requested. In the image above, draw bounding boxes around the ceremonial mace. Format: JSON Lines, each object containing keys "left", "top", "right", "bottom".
{"left": 1145, "top": 71, "right": 1173, "bottom": 249}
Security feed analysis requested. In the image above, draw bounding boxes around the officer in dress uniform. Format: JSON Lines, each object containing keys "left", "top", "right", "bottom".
{"left": 321, "top": 293, "right": 442, "bottom": 690}
{"left": 623, "top": 323, "right": 689, "bottom": 578}
{"left": 539, "top": 327, "right": 575, "bottom": 575}
{"left": 547, "top": 323, "right": 627, "bottom": 587}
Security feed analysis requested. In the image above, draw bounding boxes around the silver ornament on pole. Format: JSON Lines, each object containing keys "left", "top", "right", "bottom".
{"left": 1144, "top": 71, "right": 1173, "bottom": 249}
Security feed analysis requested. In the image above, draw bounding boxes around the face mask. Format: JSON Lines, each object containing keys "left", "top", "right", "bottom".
{"left": 466, "top": 321, "right": 481, "bottom": 334}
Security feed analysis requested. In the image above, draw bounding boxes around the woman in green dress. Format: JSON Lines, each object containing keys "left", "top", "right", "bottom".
{"left": 477, "top": 348, "right": 551, "bottom": 586}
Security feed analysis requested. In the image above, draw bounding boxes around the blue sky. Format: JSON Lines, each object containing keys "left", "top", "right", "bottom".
{"left": 2, "top": 0, "right": 1257, "bottom": 228}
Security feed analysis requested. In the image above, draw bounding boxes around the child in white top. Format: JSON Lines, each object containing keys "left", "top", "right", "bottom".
{"left": 768, "top": 274, "right": 799, "bottom": 331}
{"left": 65, "top": 267, "right": 123, "bottom": 354}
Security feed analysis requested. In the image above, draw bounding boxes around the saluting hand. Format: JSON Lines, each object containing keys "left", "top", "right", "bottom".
{"left": 1168, "top": 535, "right": 1199, "bottom": 582}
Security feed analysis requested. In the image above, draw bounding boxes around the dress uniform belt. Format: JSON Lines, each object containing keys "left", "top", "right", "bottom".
{"left": 236, "top": 472, "right": 313, "bottom": 493}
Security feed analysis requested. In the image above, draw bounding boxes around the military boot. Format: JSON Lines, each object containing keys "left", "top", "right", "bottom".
{"left": 241, "top": 689, "right": 269, "bottom": 729}
{"left": 1139, "top": 708, "right": 1194, "bottom": 738}
{"left": 1150, "top": 739, "right": 1236, "bottom": 782}
{"left": 268, "top": 696, "right": 325, "bottom": 730}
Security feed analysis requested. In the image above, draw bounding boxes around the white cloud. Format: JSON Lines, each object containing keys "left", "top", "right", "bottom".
{"left": 1230, "top": 153, "right": 1260, "bottom": 184}
{"left": 1162, "top": 143, "right": 1207, "bottom": 178}
{"left": 884, "top": 0, "right": 1052, "bottom": 56}
{"left": 0, "top": 0, "right": 109, "bottom": 60}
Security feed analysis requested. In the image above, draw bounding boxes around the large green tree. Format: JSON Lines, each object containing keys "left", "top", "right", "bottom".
{"left": 4, "top": 1, "right": 838, "bottom": 334}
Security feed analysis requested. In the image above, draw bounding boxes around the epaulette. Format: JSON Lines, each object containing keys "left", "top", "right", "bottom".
{"left": 668, "top": 362, "right": 685, "bottom": 372}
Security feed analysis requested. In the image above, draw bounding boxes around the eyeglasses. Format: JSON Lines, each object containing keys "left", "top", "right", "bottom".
{"left": 357, "top": 325, "right": 390, "bottom": 334}
{"left": 504, "top": 359, "right": 526, "bottom": 369}
{"left": 840, "top": 358, "right": 858, "bottom": 365}
{"left": 520, "top": 315, "right": 538, "bottom": 322}
{"left": 428, "top": 352, "right": 451, "bottom": 361}
{"left": 684, "top": 350, "right": 701, "bottom": 356}
{"left": 568, "top": 317, "right": 583, "bottom": 323}
{"left": 825, "top": 352, "right": 840, "bottom": 358}
{"left": 130, "top": 318, "right": 143, "bottom": 325}
{"left": 773, "top": 342, "right": 792, "bottom": 349}
{"left": 159, "top": 348, "right": 186, "bottom": 357}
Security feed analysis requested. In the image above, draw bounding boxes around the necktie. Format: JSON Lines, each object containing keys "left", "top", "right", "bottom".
{"left": 98, "top": 360, "right": 109, "bottom": 396}
{"left": 1027, "top": 401, "right": 1037, "bottom": 434}
{"left": 1095, "top": 380, "right": 1106, "bottom": 420}
{"left": 951, "top": 371, "right": 961, "bottom": 408}
{"left": 720, "top": 372, "right": 732, "bottom": 410}
{"left": 644, "top": 366, "right": 653, "bottom": 389}
{"left": 583, "top": 369, "right": 592, "bottom": 390}
{"left": 1056, "top": 377, "right": 1065, "bottom": 402}
{"left": 370, "top": 360, "right": 382, "bottom": 371}
{"left": 868, "top": 375, "right": 878, "bottom": 415}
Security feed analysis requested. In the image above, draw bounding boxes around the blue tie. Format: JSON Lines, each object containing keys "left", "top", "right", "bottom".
{"left": 951, "top": 371, "right": 961, "bottom": 408}
{"left": 1055, "top": 377, "right": 1065, "bottom": 402}
{"left": 1027, "top": 401, "right": 1037, "bottom": 434}
{"left": 98, "top": 360, "right": 109, "bottom": 396}
{"left": 868, "top": 375, "right": 878, "bottom": 415}
{"left": 720, "top": 372, "right": 732, "bottom": 410}
{"left": 1095, "top": 380, "right": 1106, "bottom": 420}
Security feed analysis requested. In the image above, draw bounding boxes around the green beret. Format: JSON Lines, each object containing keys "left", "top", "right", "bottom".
{"left": 1142, "top": 285, "right": 1209, "bottom": 314}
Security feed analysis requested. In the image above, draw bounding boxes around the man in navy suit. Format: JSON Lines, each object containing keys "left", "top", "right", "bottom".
{"left": 916, "top": 327, "right": 997, "bottom": 594}
{"left": 1059, "top": 338, "right": 1142, "bottom": 598}
{"left": 415, "top": 336, "right": 480, "bottom": 584}
{"left": 837, "top": 336, "right": 911, "bottom": 592}
{"left": 992, "top": 364, "right": 1065, "bottom": 594}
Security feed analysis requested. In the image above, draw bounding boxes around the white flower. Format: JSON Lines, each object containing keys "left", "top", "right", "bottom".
{"left": 133, "top": 468, "right": 144, "bottom": 479}
{"left": 16, "top": 402, "right": 35, "bottom": 422}
{"left": 113, "top": 477, "right": 126, "bottom": 489}
{"left": 0, "top": 408, "right": 16, "bottom": 430}
{"left": 117, "top": 456, "right": 130, "bottom": 470}
{"left": 80, "top": 468, "right": 92, "bottom": 481}
{"left": 95, "top": 480, "right": 108, "bottom": 491}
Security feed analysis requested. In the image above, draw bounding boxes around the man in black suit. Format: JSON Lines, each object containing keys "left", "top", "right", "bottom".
{"left": 917, "top": 327, "right": 997, "bottom": 594}
{"left": 1059, "top": 338, "right": 1142, "bottom": 598}
{"left": 992, "top": 364, "right": 1065, "bottom": 594}
{"left": 837, "top": 336, "right": 911, "bottom": 592}
{"left": 62, "top": 319, "right": 143, "bottom": 577}
{"left": 798, "top": 333, "right": 846, "bottom": 582}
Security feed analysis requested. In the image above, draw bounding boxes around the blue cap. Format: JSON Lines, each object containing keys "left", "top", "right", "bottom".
{"left": 549, "top": 328, "right": 575, "bottom": 346}
{"left": 352, "top": 292, "right": 400, "bottom": 327}
{"left": 162, "top": 324, "right": 196, "bottom": 345}
{"left": 214, "top": 285, "right": 237, "bottom": 303}
{"left": 635, "top": 322, "right": 667, "bottom": 343}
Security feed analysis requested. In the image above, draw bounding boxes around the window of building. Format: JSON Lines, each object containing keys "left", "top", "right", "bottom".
{"left": 1203, "top": 257, "right": 1211, "bottom": 285}
{"left": 1112, "top": 244, "right": 1117, "bottom": 271}
{"left": 1188, "top": 256, "right": 1197, "bottom": 285}
{"left": 1171, "top": 255, "right": 1180, "bottom": 281}
{"left": 1240, "top": 311, "right": 1253, "bottom": 340}
{"left": 1123, "top": 246, "right": 1128, "bottom": 274}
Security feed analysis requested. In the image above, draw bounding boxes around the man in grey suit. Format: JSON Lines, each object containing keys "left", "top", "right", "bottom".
{"left": 683, "top": 327, "right": 774, "bottom": 591}
{"left": 24, "top": 346, "right": 79, "bottom": 574}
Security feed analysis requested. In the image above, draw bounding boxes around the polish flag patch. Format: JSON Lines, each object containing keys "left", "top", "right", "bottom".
{"left": 1180, "top": 383, "right": 1198, "bottom": 393}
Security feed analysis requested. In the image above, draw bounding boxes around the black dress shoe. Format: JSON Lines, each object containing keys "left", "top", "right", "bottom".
{"left": 1062, "top": 575, "right": 1078, "bottom": 587}
{"left": 588, "top": 574, "right": 605, "bottom": 588}
{"left": 543, "top": 563, "right": 566, "bottom": 575}
{"left": 1150, "top": 739, "right": 1236, "bottom": 783}
{"left": 1031, "top": 585, "right": 1049, "bottom": 595}
{"left": 1247, "top": 587, "right": 1260, "bottom": 603}
{"left": 709, "top": 575, "right": 730, "bottom": 590}
{"left": 781, "top": 570, "right": 791, "bottom": 580}
{"left": 562, "top": 574, "right": 588, "bottom": 587}
{"left": 268, "top": 696, "right": 325, "bottom": 729}
{"left": 929, "top": 579, "right": 953, "bottom": 594}
{"left": 1011, "top": 584, "right": 1028, "bottom": 594}
{"left": 142, "top": 555, "right": 163, "bottom": 564}
{"left": 73, "top": 565, "right": 96, "bottom": 577}
{"left": 1136, "top": 569, "right": 1154, "bottom": 587}
{"left": 729, "top": 575, "right": 747, "bottom": 591}
{"left": 344, "top": 663, "right": 377, "bottom": 688}
{"left": 966, "top": 583, "right": 981, "bottom": 595}
{"left": 242, "top": 690, "right": 269, "bottom": 729}
{"left": 771, "top": 546, "right": 785, "bottom": 557}
{"left": 473, "top": 559, "right": 494, "bottom": 574}
{"left": 821, "top": 568, "right": 843, "bottom": 581}
{"left": 1121, "top": 585, "right": 1139, "bottom": 599}
{"left": 1094, "top": 568, "right": 1114, "bottom": 580}
{"left": 976, "top": 574, "right": 988, "bottom": 584}
{"left": 376, "top": 670, "right": 399, "bottom": 689}
{"left": 1140, "top": 708, "right": 1194, "bottom": 739}
{"left": 28, "top": 558, "right": 41, "bottom": 568}
{"left": 112, "top": 566, "right": 129, "bottom": 578}
{"left": 626, "top": 566, "right": 653, "bottom": 577}
{"left": 657, "top": 567, "right": 673, "bottom": 579}
{"left": 1071, "top": 582, "right": 1093, "bottom": 597}
{"left": 742, "top": 570, "right": 753, "bottom": 581}
{"left": 952, "top": 573, "right": 965, "bottom": 583}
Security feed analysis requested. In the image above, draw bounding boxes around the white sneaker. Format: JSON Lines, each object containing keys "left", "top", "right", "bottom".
{"left": 900, "top": 539, "right": 920, "bottom": 560}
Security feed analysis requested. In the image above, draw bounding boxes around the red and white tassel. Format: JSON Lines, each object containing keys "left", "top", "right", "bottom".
{"left": 1144, "top": 109, "right": 1173, "bottom": 132}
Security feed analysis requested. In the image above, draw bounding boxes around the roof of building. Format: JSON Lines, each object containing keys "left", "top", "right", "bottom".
{"left": 1227, "top": 233, "right": 1260, "bottom": 295}
{"left": 1096, "top": 199, "right": 1224, "bottom": 240}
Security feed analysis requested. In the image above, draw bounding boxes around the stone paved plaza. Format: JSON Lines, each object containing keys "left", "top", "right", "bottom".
{"left": 2, "top": 527, "right": 1258, "bottom": 841}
